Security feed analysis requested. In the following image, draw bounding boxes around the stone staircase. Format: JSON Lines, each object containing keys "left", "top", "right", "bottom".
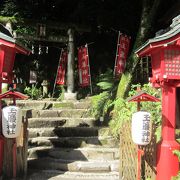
{"left": 17, "top": 99, "right": 119, "bottom": 180}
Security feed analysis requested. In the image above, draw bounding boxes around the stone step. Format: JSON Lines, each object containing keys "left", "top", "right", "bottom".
{"left": 17, "top": 100, "right": 55, "bottom": 110}
{"left": 27, "top": 169, "right": 119, "bottom": 180}
{"left": 53, "top": 101, "right": 92, "bottom": 110}
{"left": 28, "top": 127, "right": 111, "bottom": 138}
{"left": 28, "top": 158, "right": 119, "bottom": 173}
{"left": 28, "top": 117, "right": 99, "bottom": 128}
{"left": 17, "top": 100, "right": 91, "bottom": 110}
{"left": 28, "top": 147, "right": 119, "bottom": 161}
{"left": 28, "top": 136, "right": 118, "bottom": 148}
{"left": 29, "top": 109, "right": 91, "bottom": 118}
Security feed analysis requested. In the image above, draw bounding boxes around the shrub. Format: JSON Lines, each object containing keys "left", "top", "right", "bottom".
{"left": 90, "top": 69, "right": 118, "bottom": 120}
{"left": 109, "top": 83, "right": 161, "bottom": 138}
{"left": 90, "top": 92, "right": 113, "bottom": 119}
{"left": 53, "top": 85, "right": 65, "bottom": 101}
{"left": 172, "top": 171, "right": 180, "bottom": 180}
{"left": 24, "top": 85, "right": 42, "bottom": 100}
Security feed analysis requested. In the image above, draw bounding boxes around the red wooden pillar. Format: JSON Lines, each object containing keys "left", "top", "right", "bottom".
{"left": 0, "top": 79, "right": 3, "bottom": 176}
{"left": 157, "top": 85, "right": 179, "bottom": 180}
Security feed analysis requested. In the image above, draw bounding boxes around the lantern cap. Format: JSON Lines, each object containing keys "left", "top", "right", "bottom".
{"left": 127, "top": 90, "right": 160, "bottom": 102}
{"left": 0, "top": 90, "right": 28, "bottom": 100}
{"left": 135, "top": 15, "right": 180, "bottom": 57}
{"left": 0, "top": 24, "right": 31, "bottom": 55}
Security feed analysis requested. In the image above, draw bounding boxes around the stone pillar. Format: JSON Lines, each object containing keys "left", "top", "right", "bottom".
{"left": 67, "top": 28, "right": 75, "bottom": 93}
{"left": 64, "top": 28, "right": 77, "bottom": 100}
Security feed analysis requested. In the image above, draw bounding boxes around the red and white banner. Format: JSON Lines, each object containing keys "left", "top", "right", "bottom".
{"left": 56, "top": 49, "right": 68, "bottom": 85}
{"left": 78, "top": 46, "right": 90, "bottom": 87}
{"left": 114, "top": 32, "right": 131, "bottom": 77}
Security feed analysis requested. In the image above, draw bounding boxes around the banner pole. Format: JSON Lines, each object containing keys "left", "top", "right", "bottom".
{"left": 86, "top": 44, "right": 93, "bottom": 94}
{"left": 113, "top": 31, "right": 121, "bottom": 76}
{"left": 52, "top": 48, "right": 63, "bottom": 97}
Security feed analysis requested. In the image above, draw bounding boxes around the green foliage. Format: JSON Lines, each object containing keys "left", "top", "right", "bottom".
{"left": 14, "top": 24, "right": 36, "bottom": 45}
{"left": 90, "top": 69, "right": 118, "bottom": 119}
{"left": 96, "top": 69, "right": 118, "bottom": 93}
{"left": 173, "top": 150, "right": 180, "bottom": 161}
{"left": 90, "top": 92, "right": 113, "bottom": 119}
{"left": 138, "top": 84, "right": 161, "bottom": 124}
{"left": 0, "top": 0, "right": 18, "bottom": 16}
{"left": 97, "top": 81, "right": 113, "bottom": 90}
{"left": 110, "top": 83, "right": 161, "bottom": 138}
{"left": 177, "top": 130, "right": 180, "bottom": 138}
{"left": 173, "top": 145, "right": 179, "bottom": 180}
{"left": 2, "top": 84, "right": 8, "bottom": 94}
{"left": 116, "top": 72, "right": 132, "bottom": 98}
{"left": 55, "top": 85, "right": 65, "bottom": 101}
{"left": 97, "top": 69, "right": 119, "bottom": 97}
{"left": 109, "top": 97, "right": 137, "bottom": 137}
{"left": 24, "top": 84, "right": 42, "bottom": 100}
{"left": 172, "top": 171, "right": 180, "bottom": 180}
{"left": 15, "top": 25, "right": 36, "bottom": 36}
{"left": 0, "top": 16, "right": 18, "bottom": 24}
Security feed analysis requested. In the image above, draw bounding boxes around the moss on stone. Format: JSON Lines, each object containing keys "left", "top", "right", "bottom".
{"left": 100, "top": 139, "right": 108, "bottom": 146}
{"left": 116, "top": 72, "right": 132, "bottom": 99}
{"left": 53, "top": 102, "right": 74, "bottom": 109}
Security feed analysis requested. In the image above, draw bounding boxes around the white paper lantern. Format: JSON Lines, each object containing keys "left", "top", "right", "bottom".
{"left": 131, "top": 111, "right": 152, "bottom": 145}
{"left": 2, "top": 106, "right": 22, "bottom": 138}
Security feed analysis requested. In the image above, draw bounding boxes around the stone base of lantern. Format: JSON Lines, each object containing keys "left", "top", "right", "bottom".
{"left": 64, "top": 92, "right": 77, "bottom": 100}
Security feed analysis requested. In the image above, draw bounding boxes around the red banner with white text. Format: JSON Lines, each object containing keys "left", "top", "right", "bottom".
{"left": 78, "top": 46, "right": 90, "bottom": 87}
{"left": 114, "top": 33, "right": 130, "bottom": 77}
{"left": 56, "top": 49, "right": 68, "bottom": 85}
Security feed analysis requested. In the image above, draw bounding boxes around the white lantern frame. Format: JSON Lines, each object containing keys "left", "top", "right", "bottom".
{"left": 2, "top": 105, "right": 22, "bottom": 138}
{"left": 131, "top": 111, "right": 152, "bottom": 146}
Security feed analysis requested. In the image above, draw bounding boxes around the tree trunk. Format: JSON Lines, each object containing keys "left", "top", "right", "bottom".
{"left": 116, "top": 0, "right": 162, "bottom": 99}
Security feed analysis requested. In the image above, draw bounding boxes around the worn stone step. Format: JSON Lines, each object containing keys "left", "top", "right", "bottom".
{"left": 28, "top": 136, "right": 118, "bottom": 148}
{"left": 27, "top": 169, "right": 119, "bottom": 180}
{"left": 17, "top": 100, "right": 55, "bottom": 110}
{"left": 53, "top": 101, "right": 92, "bottom": 109}
{"left": 17, "top": 100, "right": 91, "bottom": 110}
{"left": 30, "top": 109, "right": 91, "bottom": 118}
{"left": 28, "top": 117, "right": 99, "bottom": 128}
{"left": 28, "top": 127, "right": 56, "bottom": 138}
{"left": 28, "top": 147, "right": 119, "bottom": 161}
{"left": 28, "top": 158, "right": 119, "bottom": 173}
{"left": 28, "top": 127, "right": 111, "bottom": 138}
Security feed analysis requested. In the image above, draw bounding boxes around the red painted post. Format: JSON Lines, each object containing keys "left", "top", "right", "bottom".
{"left": 157, "top": 85, "right": 180, "bottom": 180}
{"left": 13, "top": 140, "right": 17, "bottom": 178}
{"left": 137, "top": 147, "right": 144, "bottom": 180}
{"left": 12, "top": 98, "right": 16, "bottom": 178}
{"left": 0, "top": 136, "right": 4, "bottom": 175}
{"left": 0, "top": 80, "right": 4, "bottom": 176}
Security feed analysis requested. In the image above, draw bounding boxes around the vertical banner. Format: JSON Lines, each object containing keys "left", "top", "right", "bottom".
{"left": 114, "top": 32, "right": 131, "bottom": 77}
{"left": 56, "top": 49, "right": 68, "bottom": 85}
{"left": 78, "top": 46, "right": 91, "bottom": 87}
